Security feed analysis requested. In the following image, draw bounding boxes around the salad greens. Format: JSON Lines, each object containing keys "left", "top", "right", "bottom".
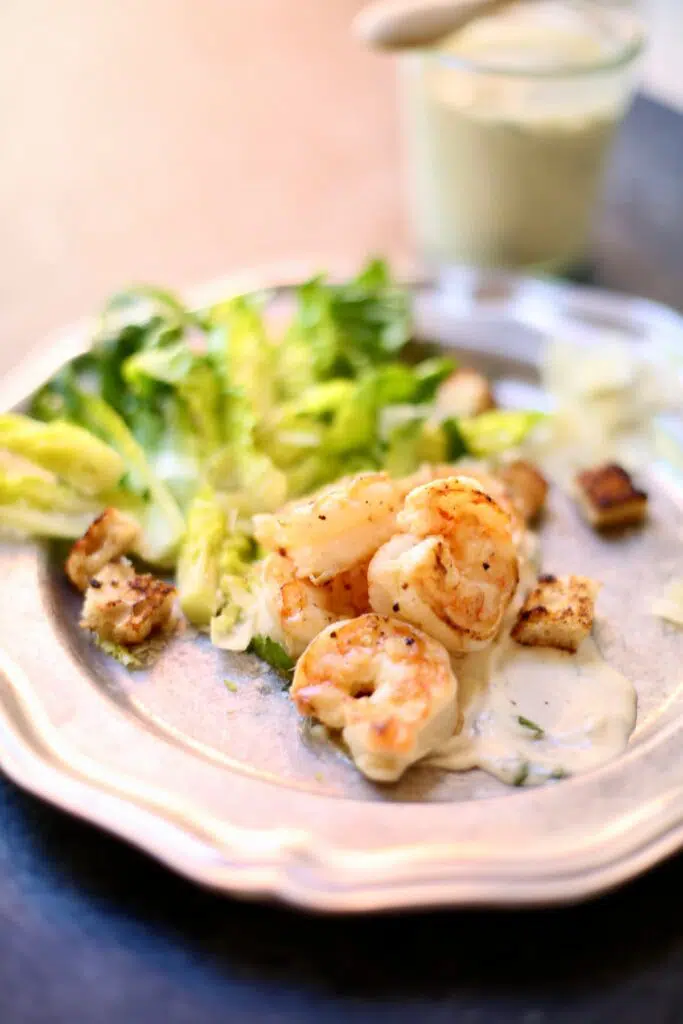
{"left": 458, "top": 410, "right": 545, "bottom": 457}
{"left": 177, "top": 487, "right": 259, "bottom": 629}
{"left": 0, "top": 415, "right": 125, "bottom": 496}
{"left": 248, "top": 636, "right": 295, "bottom": 678}
{"left": 0, "top": 258, "right": 543, "bottom": 638}
{"left": 176, "top": 488, "right": 228, "bottom": 626}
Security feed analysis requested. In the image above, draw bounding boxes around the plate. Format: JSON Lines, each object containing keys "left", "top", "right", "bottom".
{"left": 1, "top": 266, "right": 683, "bottom": 912}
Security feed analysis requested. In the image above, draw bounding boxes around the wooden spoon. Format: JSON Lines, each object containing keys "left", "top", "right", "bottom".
{"left": 353, "top": 0, "right": 521, "bottom": 51}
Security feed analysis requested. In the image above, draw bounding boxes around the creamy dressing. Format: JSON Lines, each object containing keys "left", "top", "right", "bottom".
{"left": 429, "top": 635, "right": 636, "bottom": 786}
{"left": 310, "top": 520, "right": 637, "bottom": 789}
{"left": 400, "top": 1, "right": 642, "bottom": 270}
{"left": 419, "top": 520, "right": 637, "bottom": 786}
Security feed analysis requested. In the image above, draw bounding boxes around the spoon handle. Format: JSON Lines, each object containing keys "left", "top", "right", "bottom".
{"left": 353, "top": 0, "right": 519, "bottom": 51}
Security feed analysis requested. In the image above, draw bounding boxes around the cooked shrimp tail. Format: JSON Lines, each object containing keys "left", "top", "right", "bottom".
{"left": 260, "top": 552, "right": 369, "bottom": 657}
{"left": 369, "top": 476, "right": 519, "bottom": 654}
{"left": 253, "top": 472, "right": 400, "bottom": 582}
{"left": 291, "top": 613, "right": 458, "bottom": 782}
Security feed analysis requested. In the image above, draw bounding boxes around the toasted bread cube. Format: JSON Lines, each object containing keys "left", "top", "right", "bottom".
{"left": 66, "top": 508, "right": 141, "bottom": 591}
{"left": 575, "top": 464, "right": 647, "bottom": 529}
{"left": 511, "top": 574, "right": 599, "bottom": 653}
{"left": 81, "top": 560, "right": 176, "bottom": 645}
{"left": 435, "top": 368, "right": 495, "bottom": 419}
{"left": 498, "top": 460, "right": 548, "bottom": 522}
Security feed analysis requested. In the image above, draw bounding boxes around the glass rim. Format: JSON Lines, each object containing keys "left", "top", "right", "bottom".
{"left": 414, "top": 9, "right": 646, "bottom": 80}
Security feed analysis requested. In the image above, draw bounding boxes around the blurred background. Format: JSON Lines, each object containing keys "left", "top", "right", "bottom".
{"left": 1, "top": 0, "right": 679, "bottom": 372}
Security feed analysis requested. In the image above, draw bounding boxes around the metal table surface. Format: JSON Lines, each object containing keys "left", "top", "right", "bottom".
{"left": 1, "top": 95, "right": 683, "bottom": 1024}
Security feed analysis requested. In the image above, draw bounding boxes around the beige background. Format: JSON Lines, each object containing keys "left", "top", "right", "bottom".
{"left": 1, "top": 1, "right": 680, "bottom": 375}
{"left": 1, "top": 0, "right": 406, "bottom": 372}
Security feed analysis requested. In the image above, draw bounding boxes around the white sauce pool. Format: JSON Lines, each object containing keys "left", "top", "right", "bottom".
{"left": 400, "top": 2, "right": 642, "bottom": 270}
{"left": 426, "top": 531, "right": 637, "bottom": 787}
{"left": 429, "top": 636, "right": 636, "bottom": 786}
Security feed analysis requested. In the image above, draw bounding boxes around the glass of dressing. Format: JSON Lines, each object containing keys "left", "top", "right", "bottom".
{"left": 398, "top": 1, "right": 645, "bottom": 274}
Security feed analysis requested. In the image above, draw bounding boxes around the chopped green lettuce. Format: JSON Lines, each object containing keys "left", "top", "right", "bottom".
{"left": 0, "top": 459, "right": 100, "bottom": 514}
{"left": 31, "top": 379, "right": 185, "bottom": 565}
{"left": 206, "top": 446, "right": 287, "bottom": 515}
{"left": 122, "top": 338, "right": 196, "bottom": 390}
{"left": 248, "top": 635, "right": 295, "bottom": 677}
{"left": 0, "top": 505, "right": 99, "bottom": 539}
{"left": 383, "top": 418, "right": 449, "bottom": 477}
{"left": 412, "top": 357, "right": 458, "bottom": 403}
{"left": 120, "top": 353, "right": 219, "bottom": 511}
{"left": 177, "top": 488, "right": 259, "bottom": 627}
{"left": 0, "top": 414, "right": 125, "bottom": 496}
{"left": 275, "top": 259, "right": 412, "bottom": 395}
{"left": 0, "top": 456, "right": 102, "bottom": 539}
{"left": 67, "top": 392, "right": 186, "bottom": 565}
{"left": 459, "top": 410, "right": 545, "bottom": 456}
{"left": 176, "top": 489, "right": 226, "bottom": 626}
{"left": 210, "top": 574, "right": 260, "bottom": 652}
{"left": 100, "top": 284, "right": 197, "bottom": 330}
{"left": 17, "top": 260, "right": 544, "bottom": 655}
{"left": 324, "top": 258, "right": 412, "bottom": 368}
{"left": 441, "top": 417, "right": 469, "bottom": 461}
{"left": 208, "top": 294, "right": 276, "bottom": 423}
{"left": 93, "top": 637, "right": 146, "bottom": 669}
{"left": 93, "top": 630, "right": 171, "bottom": 669}
{"left": 143, "top": 400, "right": 202, "bottom": 509}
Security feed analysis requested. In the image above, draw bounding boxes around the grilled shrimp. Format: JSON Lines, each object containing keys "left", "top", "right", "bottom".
{"left": 253, "top": 472, "right": 400, "bottom": 582}
{"left": 397, "top": 462, "right": 525, "bottom": 544}
{"left": 259, "top": 552, "right": 370, "bottom": 657}
{"left": 369, "top": 477, "right": 519, "bottom": 654}
{"left": 291, "top": 614, "right": 458, "bottom": 782}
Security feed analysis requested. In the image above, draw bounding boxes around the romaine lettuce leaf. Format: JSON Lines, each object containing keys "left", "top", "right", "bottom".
{"left": 0, "top": 505, "right": 98, "bottom": 539}
{"left": 383, "top": 418, "right": 449, "bottom": 477}
{"left": 208, "top": 294, "right": 276, "bottom": 424}
{"left": 0, "top": 414, "right": 125, "bottom": 496}
{"left": 176, "top": 488, "right": 226, "bottom": 626}
{"left": 248, "top": 635, "right": 295, "bottom": 677}
{"left": 207, "top": 446, "right": 287, "bottom": 515}
{"left": 275, "top": 259, "right": 412, "bottom": 395}
{"left": 37, "top": 386, "right": 186, "bottom": 565}
{"left": 458, "top": 410, "right": 545, "bottom": 456}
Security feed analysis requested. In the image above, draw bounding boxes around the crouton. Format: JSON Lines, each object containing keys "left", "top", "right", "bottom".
{"left": 435, "top": 368, "right": 495, "bottom": 419}
{"left": 498, "top": 460, "right": 548, "bottom": 522}
{"left": 66, "top": 508, "right": 141, "bottom": 591}
{"left": 511, "top": 574, "right": 599, "bottom": 653}
{"left": 575, "top": 464, "right": 647, "bottom": 529}
{"left": 80, "top": 559, "right": 176, "bottom": 646}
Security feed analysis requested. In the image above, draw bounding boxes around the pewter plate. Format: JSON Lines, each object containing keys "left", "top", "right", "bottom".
{"left": 1, "top": 266, "right": 683, "bottom": 912}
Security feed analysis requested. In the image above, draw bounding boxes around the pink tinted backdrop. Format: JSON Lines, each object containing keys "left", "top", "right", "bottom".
{"left": 1, "top": 1, "right": 409, "bottom": 372}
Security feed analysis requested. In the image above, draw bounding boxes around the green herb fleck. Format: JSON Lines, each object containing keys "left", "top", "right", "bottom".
{"left": 224, "top": 679, "right": 238, "bottom": 693}
{"left": 441, "top": 417, "right": 469, "bottom": 461}
{"left": 314, "top": 771, "right": 325, "bottom": 783}
{"left": 550, "top": 767, "right": 568, "bottom": 781}
{"left": 513, "top": 762, "right": 530, "bottom": 787}
{"left": 93, "top": 634, "right": 167, "bottom": 669}
{"left": 517, "top": 715, "right": 545, "bottom": 740}
{"left": 95, "top": 637, "right": 144, "bottom": 669}
{"left": 248, "top": 635, "right": 295, "bottom": 681}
